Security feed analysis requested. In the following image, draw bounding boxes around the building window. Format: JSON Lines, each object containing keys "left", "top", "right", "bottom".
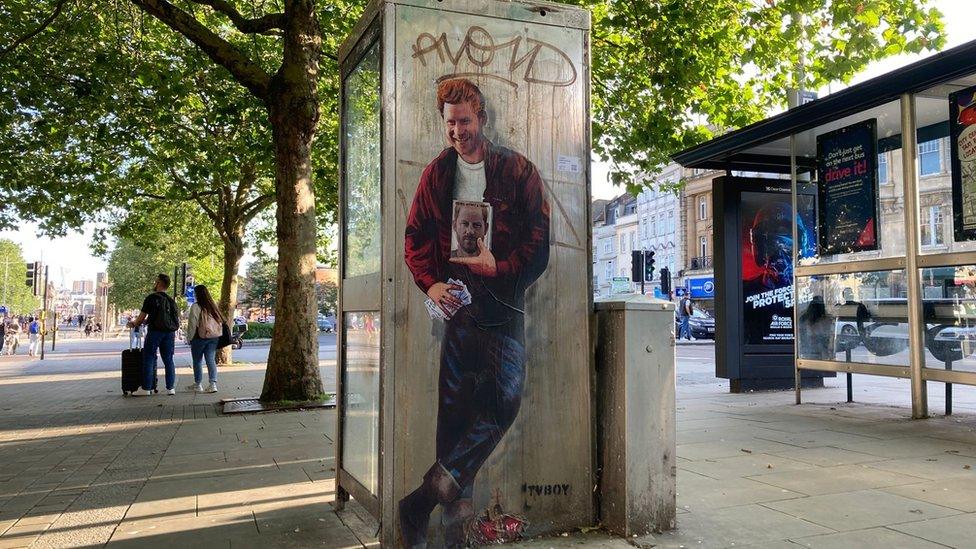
{"left": 699, "top": 196, "right": 707, "bottom": 220}
{"left": 878, "top": 152, "right": 889, "bottom": 185}
{"left": 620, "top": 234, "right": 627, "bottom": 254}
{"left": 921, "top": 205, "right": 945, "bottom": 246}
{"left": 699, "top": 235, "right": 707, "bottom": 257}
{"left": 605, "top": 261, "right": 613, "bottom": 281}
{"left": 650, "top": 216, "right": 657, "bottom": 236}
{"left": 919, "top": 139, "right": 942, "bottom": 176}
{"left": 668, "top": 211, "right": 675, "bottom": 234}
{"left": 630, "top": 231, "right": 637, "bottom": 251}
{"left": 603, "top": 239, "right": 611, "bottom": 254}
{"left": 642, "top": 217, "right": 648, "bottom": 238}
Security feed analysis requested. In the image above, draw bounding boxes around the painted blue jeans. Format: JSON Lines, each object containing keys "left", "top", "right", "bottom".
{"left": 143, "top": 329, "right": 176, "bottom": 391}
{"left": 190, "top": 337, "right": 219, "bottom": 385}
{"left": 437, "top": 324, "right": 526, "bottom": 497}
{"left": 679, "top": 316, "right": 691, "bottom": 339}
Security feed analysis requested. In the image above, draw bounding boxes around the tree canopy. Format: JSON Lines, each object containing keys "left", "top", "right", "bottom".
{"left": 107, "top": 234, "right": 223, "bottom": 312}
{"left": 0, "top": 240, "right": 40, "bottom": 315}
{"left": 582, "top": 0, "right": 945, "bottom": 191}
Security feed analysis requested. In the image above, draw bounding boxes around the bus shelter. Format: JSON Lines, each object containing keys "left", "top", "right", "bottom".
{"left": 674, "top": 39, "right": 976, "bottom": 419}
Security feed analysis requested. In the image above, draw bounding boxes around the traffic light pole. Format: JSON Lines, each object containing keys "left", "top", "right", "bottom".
{"left": 40, "top": 265, "right": 48, "bottom": 360}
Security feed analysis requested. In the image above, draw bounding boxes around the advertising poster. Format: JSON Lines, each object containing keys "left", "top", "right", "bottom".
{"left": 951, "top": 85, "right": 976, "bottom": 241}
{"left": 394, "top": 6, "right": 589, "bottom": 547}
{"left": 741, "top": 186, "right": 816, "bottom": 345}
{"left": 816, "top": 119, "right": 879, "bottom": 255}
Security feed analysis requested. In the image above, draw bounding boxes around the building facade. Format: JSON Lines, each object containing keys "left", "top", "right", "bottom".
{"left": 680, "top": 168, "right": 723, "bottom": 312}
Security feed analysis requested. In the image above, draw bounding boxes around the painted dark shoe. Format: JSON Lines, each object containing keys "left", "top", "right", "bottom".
{"left": 442, "top": 498, "right": 473, "bottom": 548}
{"left": 398, "top": 490, "right": 435, "bottom": 548}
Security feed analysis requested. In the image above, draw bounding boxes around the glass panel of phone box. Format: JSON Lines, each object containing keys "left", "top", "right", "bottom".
{"left": 793, "top": 100, "right": 909, "bottom": 367}
{"left": 915, "top": 73, "right": 976, "bottom": 372}
{"left": 341, "top": 311, "right": 381, "bottom": 494}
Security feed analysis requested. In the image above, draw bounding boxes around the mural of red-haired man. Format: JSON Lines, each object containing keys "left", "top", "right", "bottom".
{"left": 401, "top": 78, "right": 550, "bottom": 547}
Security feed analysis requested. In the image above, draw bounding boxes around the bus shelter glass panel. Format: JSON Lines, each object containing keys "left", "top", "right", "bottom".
{"left": 343, "top": 42, "right": 381, "bottom": 279}
{"left": 792, "top": 100, "right": 905, "bottom": 266}
{"left": 920, "top": 266, "right": 976, "bottom": 372}
{"left": 342, "top": 312, "right": 381, "bottom": 493}
{"left": 913, "top": 75, "right": 976, "bottom": 255}
{"left": 796, "top": 270, "right": 909, "bottom": 366}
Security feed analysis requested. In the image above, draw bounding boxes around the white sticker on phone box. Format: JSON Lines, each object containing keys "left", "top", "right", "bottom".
{"left": 557, "top": 155, "right": 582, "bottom": 173}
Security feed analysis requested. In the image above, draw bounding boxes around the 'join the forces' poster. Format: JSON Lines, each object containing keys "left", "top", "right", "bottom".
{"left": 951, "top": 85, "right": 976, "bottom": 241}
{"left": 395, "top": 6, "right": 590, "bottom": 549}
{"left": 816, "top": 119, "right": 879, "bottom": 256}
{"left": 740, "top": 185, "right": 815, "bottom": 346}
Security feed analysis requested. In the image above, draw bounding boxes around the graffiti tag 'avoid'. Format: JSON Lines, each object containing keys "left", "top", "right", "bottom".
{"left": 412, "top": 26, "right": 577, "bottom": 88}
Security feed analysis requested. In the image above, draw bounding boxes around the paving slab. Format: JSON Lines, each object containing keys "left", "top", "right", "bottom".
{"left": 746, "top": 464, "right": 926, "bottom": 496}
{"left": 789, "top": 527, "right": 947, "bottom": 549}
{"left": 888, "top": 512, "right": 976, "bottom": 547}
{"left": 680, "top": 453, "right": 817, "bottom": 481}
{"left": 762, "top": 489, "right": 961, "bottom": 531}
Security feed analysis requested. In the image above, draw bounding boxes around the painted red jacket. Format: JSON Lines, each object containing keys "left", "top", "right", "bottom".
{"left": 404, "top": 142, "right": 550, "bottom": 335}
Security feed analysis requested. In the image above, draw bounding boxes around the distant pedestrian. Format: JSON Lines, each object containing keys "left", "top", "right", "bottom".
{"left": 128, "top": 274, "right": 180, "bottom": 396}
{"left": 678, "top": 296, "right": 694, "bottom": 341}
{"left": 186, "top": 285, "right": 223, "bottom": 393}
{"left": 0, "top": 321, "right": 5, "bottom": 355}
{"left": 84, "top": 320, "right": 92, "bottom": 337}
{"left": 5, "top": 321, "right": 20, "bottom": 355}
{"left": 128, "top": 316, "right": 144, "bottom": 349}
{"left": 27, "top": 317, "right": 41, "bottom": 357}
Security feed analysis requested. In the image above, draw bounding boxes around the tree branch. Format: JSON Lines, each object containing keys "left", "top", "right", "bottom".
{"left": 133, "top": 189, "right": 220, "bottom": 201}
{"left": 242, "top": 193, "right": 274, "bottom": 221}
{"left": 188, "top": 0, "right": 285, "bottom": 35}
{"left": 129, "top": 0, "right": 272, "bottom": 100}
{"left": 0, "top": 0, "right": 70, "bottom": 58}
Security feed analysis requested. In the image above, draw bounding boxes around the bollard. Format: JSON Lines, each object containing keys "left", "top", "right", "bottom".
{"left": 595, "top": 294, "right": 676, "bottom": 536}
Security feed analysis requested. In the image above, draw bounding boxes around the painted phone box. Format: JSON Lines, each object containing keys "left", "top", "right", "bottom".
{"left": 337, "top": 0, "right": 593, "bottom": 546}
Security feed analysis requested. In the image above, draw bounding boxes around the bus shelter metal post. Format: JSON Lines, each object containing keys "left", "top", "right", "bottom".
{"left": 901, "top": 92, "right": 928, "bottom": 419}
{"left": 791, "top": 134, "right": 802, "bottom": 405}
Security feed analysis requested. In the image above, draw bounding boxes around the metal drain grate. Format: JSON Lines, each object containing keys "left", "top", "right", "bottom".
{"left": 220, "top": 395, "right": 337, "bottom": 415}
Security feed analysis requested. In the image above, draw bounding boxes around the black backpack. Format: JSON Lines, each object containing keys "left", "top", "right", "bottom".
{"left": 151, "top": 293, "right": 180, "bottom": 332}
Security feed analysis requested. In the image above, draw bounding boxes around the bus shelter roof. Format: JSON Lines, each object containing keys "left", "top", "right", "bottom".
{"left": 671, "top": 39, "right": 976, "bottom": 173}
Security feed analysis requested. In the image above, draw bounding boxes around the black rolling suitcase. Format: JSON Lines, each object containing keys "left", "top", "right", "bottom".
{"left": 122, "top": 347, "right": 157, "bottom": 395}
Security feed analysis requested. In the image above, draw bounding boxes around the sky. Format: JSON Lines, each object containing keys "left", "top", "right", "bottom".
{"left": 1, "top": 0, "right": 972, "bottom": 285}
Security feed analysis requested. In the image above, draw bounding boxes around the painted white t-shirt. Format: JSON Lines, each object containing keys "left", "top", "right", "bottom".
{"left": 454, "top": 156, "right": 486, "bottom": 201}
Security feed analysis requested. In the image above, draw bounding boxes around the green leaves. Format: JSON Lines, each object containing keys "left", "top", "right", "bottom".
{"left": 573, "top": 0, "right": 944, "bottom": 191}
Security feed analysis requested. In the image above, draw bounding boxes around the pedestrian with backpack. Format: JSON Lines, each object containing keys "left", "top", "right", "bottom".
{"left": 127, "top": 274, "right": 180, "bottom": 396}
{"left": 185, "top": 284, "right": 223, "bottom": 393}
{"left": 27, "top": 316, "right": 41, "bottom": 357}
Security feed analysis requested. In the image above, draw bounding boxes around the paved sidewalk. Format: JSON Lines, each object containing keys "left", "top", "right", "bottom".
{"left": 2, "top": 346, "right": 976, "bottom": 547}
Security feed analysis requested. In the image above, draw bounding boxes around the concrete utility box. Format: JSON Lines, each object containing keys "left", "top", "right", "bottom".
{"left": 595, "top": 296, "right": 676, "bottom": 536}
{"left": 336, "top": 0, "right": 592, "bottom": 546}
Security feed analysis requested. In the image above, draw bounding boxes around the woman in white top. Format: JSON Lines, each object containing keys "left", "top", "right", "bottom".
{"left": 185, "top": 285, "right": 224, "bottom": 393}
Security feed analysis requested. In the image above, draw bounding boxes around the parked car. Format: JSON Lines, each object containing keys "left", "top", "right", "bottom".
{"left": 317, "top": 314, "right": 336, "bottom": 332}
{"left": 674, "top": 308, "right": 715, "bottom": 339}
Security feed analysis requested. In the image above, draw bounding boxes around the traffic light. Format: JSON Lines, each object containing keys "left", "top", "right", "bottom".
{"left": 644, "top": 250, "right": 656, "bottom": 282}
{"left": 660, "top": 267, "right": 671, "bottom": 295}
{"left": 631, "top": 250, "right": 644, "bottom": 282}
{"left": 25, "top": 262, "right": 41, "bottom": 296}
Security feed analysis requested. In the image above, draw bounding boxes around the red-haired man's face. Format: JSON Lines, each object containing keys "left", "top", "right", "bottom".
{"left": 442, "top": 101, "right": 485, "bottom": 161}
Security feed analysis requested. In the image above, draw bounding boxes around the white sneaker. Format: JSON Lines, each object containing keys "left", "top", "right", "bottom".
{"left": 187, "top": 383, "right": 203, "bottom": 392}
{"left": 206, "top": 382, "right": 218, "bottom": 393}
{"left": 132, "top": 388, "right": 151, "bottom": 396}
{"left": 167, "top": 388, "right": 176, "bottom": 395}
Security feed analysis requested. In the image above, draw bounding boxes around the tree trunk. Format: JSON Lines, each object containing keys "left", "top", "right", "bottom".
{"left": 260, "top": 0, "right": 324, "bottom": 402}
{"left": 216, "top": 229, "right": 244, "bottom": 365}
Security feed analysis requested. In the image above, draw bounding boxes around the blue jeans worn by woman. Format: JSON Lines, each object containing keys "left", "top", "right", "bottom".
{"left": 189, "top": 337, "right": 219, "bottom": 385}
